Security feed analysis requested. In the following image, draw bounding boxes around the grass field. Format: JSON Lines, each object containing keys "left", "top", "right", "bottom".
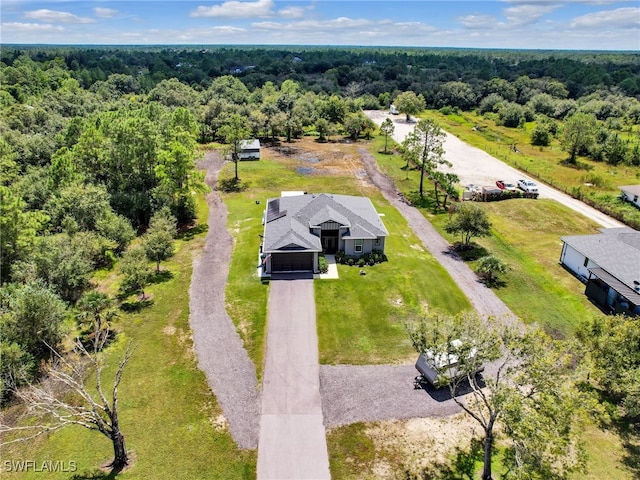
{"left": 2, "top": 197, "right": 257, "bottom": 479}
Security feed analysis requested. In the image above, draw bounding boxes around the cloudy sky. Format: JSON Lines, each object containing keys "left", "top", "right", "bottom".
{"left": 1, "top": 0, "right": 639, "bottom": 50}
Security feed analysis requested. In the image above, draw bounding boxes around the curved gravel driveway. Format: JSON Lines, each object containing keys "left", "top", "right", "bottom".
{"left": 189, "top": 151, "right": 260, "bottom": 450}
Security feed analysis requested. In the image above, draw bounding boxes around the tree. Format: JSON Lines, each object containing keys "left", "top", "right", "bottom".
{"left": 13, "top": 234, "right": 93, "bottom": 302}
{"left": 578, "top": 314, "right": 640, "bottom": 420}
{"left": 76, "top": 290, "right": 117, "bottom": 340}
{"left": 342, "top": 112, "right": 373, "bottom": 140}
{"left": 561, "top": 112, "right": 597, "bottom": 164}
{"left": 219, "top": 113, "right": 250, "bottom": 182}
{"left": 0, "top": 186, "right": 47, "bottom": 284}
{"left": 445, "top": 203, "right": 491, "bottom": 248}
{"left": 476, "top": 255, "right": 507, "bottom": 286}
{"left": 143, "top": 208, "right": 177, "bottom": 273}
{"left": 394, "top": 91, "right": 426, "bottom": 122}
{"left": 0, "top": 281, "right": 67, "bottom": 393}
{"left": 315, "top": 118, "right": 331, "bottom": 142}
{"left": 119, "top": 246, "right": 153, "bottom": 300}
{"left": 530, "top": 122, "right": 551, "bottom": 146}
{"left": 1, "top": 331, "right": 136, "bottom": 473}
{"left": 405, "top": 312, "right": 585, "bottom": 480}
{"left": 379, "top": 118, "right": 395, "bottom": 154}
{"left": 435, "top": 81, "right": 477, "bottom": 110}
{"left": 402, "top": 119, "right": 447, "bottom": 199}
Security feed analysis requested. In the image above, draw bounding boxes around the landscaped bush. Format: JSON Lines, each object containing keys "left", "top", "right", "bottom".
{"left": 335, "top": 249, "right": 388, "bottom": 267}
{"left": 318, "top": 256, "right": 329, "bottom": 273}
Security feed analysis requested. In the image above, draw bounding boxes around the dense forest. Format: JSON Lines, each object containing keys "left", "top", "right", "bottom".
{"left": 1, "top": 45, "right": 639, "bottom": 400}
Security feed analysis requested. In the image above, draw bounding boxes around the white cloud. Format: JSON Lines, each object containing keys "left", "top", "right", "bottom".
{"left": 278, "top": 6, "right": 306, "bottom": 19}
{"left": 458, "top": 14, "right": 499, "bottom": 30}
{"left": 254, "top": 17, "right": 375, "bottom": 31}
{"left": 570, "top": 7, "right": 640, "bottom": 28}
{"left": 24, "top": 9, "right": 95, "bottom": 24}
{"left": 503, "top": 3, "right": 560, "bottom": 26}
{"left": 94, "top": 7, "right": 118, "bottom": 19}
{"left": 191, "top": 0, "right": 274, "bottom": 18}
{"left": 2, "top": 21, "right": 65, "bottom": 32}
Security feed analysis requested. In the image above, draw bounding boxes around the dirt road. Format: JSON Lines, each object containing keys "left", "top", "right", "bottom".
{"left": 365, "top": 110, "right": 624, "bottom": 229}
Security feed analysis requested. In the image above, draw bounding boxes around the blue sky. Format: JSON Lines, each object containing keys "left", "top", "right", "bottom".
{"left": 1, "top": 0, "right": 639, "bottom": 50}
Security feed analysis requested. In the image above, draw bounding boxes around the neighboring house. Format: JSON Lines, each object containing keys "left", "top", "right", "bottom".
{"left": 239, "top": 139, "right": 261, "bottom": 160}
{"left": 619, "top": 185, "right": 640, "bottom": 209}
{"left": 260, "top": 193, "right": 389, "bottom": 274}
{"left": 560, "top": 227, "right": 640, "bottom": 316}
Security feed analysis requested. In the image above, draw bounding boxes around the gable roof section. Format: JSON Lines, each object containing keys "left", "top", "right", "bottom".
{"left": 561, "top": 227, "right": 640, "bottom": 294}
{"left": 309, "top": 205, "right": 351, "bottom": 228}
{"left": 262, "top": 193, "right": 388, "bottom": 253}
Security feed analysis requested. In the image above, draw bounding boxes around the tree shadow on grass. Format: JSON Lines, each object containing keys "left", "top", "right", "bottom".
{"left": 405, "top": 438, "right": 483, "bottom": 480}
{"left": 480, "top": 276, "right": 508, "bottom": 290}
{"left": 149, "top": 270, "right": 174, "bottom": 285}
{"left": 406, "top": 190, "right": 438, "bottom": 211}
{"left": 120, "top": 298, "right": 154, "bottom": 313}
{"left": 177, "top": 223, "right": 208, "bottom": 241}
{"left": 70, "top": 469, "right": 118, "bottom": 480}
{"left": 450, "top": 243, "right": 489, "bottom": 261}
{"left": 610, "top": 416, "right": 640, "bottom": 478}
{"left": 560, "top": 159, "right": 593, "bottom": 171}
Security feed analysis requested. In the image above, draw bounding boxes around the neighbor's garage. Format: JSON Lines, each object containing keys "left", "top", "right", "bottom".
{"left": 270, "top": 252, "right": 314, "bottom": 272}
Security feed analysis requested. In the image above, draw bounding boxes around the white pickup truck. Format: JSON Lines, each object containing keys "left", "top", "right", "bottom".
{"left": 414, "top": 339, "right": 484, "bottom": 388}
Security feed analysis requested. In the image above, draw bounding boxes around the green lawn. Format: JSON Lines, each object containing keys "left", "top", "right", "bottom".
{"left": 3, "top": 197, "right": 256, "bottom": 480}
{"left": 316, "top": 198, "right": 471, "bottom": 364}
{"left": 221, "top": 141, "right": 470, "bottom": 367}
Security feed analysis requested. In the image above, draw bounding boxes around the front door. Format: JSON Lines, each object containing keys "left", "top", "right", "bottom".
{"left": 322, "top": 236, "right": 337, "bottom": 253}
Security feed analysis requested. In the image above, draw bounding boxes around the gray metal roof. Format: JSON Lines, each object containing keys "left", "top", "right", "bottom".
{"left": 241, "top": 139, "right": 260, "bottom": 151}
{"left": 620, "top": 185, "right": 640, "bottom": 196}
{"left": 561, "top": 227, "right": 640, "bottom": 294}
{"left": 263, "top": 193, "right": 388, "bottom": 253}
{"left": 588, "top": 267, "right": 640, "bottom": 304}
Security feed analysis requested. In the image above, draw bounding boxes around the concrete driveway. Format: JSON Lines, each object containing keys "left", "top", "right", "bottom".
{"left": 257, "top": 275, "right": 331, "bottom": 480}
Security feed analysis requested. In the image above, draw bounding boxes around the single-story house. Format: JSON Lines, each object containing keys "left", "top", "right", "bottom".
{"left": 239, "top": 139, "right": 261, "bottom": 160}
{"left": 260, "top": 193, "right": 389, "bottom": 274}
{"left": 619, "top": 185, "right": 640, "bottom": 209}
{"left": 560, "top": 227, "right": 640, "bottom": 316}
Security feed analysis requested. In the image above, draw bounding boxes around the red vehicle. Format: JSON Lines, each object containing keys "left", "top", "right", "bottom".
{"left": 496, "top": 180, "right": 517, "bottom": 192}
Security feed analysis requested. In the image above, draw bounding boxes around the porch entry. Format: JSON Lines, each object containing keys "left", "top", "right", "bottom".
{"left": 321, "top": 230, "right": 339, "bottom": 253}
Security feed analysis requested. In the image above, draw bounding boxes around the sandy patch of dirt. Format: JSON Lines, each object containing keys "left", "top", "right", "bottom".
{"left": 163, "top": 325, "right": 176, "bottom": 335}
{"left": 366, "top": 414, "right": 482, "bottom": 478}
{"left": 263, "top": 137, "right": 370, "bottom": 184}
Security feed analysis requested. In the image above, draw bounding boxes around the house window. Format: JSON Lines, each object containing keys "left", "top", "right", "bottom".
{"left": 355, "top": 239, "right": 363, "bottom": 253}
{"left": 634, "top": 195, "right": 638, "bottom": 203}
{"left": 583, "top": 257, "right": 589, "bottom": 267}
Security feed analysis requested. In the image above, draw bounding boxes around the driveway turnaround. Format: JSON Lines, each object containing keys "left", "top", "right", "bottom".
{"left": 257, "top": 274, "right": 331, "bottom": 480}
